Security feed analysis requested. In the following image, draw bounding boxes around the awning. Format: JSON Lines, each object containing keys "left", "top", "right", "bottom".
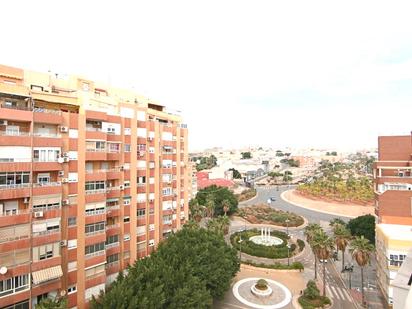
{"left": 32, "top": 265, "right": 63, "bottom": 285}
{"left": 32, "top": 194, "right": 62, "bottom": 206}
{"left": 106, "top": 198, "right": 119, "bottom": 202}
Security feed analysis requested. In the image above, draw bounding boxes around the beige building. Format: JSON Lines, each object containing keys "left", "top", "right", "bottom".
{"left": 0, "top": 64, "right": 189, "bottom": 309}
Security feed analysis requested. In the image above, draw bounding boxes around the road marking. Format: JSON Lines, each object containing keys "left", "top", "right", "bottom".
{"left": 336, "top": 287, "right": 346, "bottom": 300}
{"left": 326, "top": 286, "right": 333, "bottom": 297}
{"left": 342, "top": 289, "right": 351, "bottom": 300}
{"left": 330, "top": 286, "right": 341, "bottom": 300}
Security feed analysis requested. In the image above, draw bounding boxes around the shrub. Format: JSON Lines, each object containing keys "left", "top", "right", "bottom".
{"left": 255, "top": 279, "right": 268, "bottom": 290}
{"left": 243, "top": 260, "right": 304, "bottom": 270}
{"left": 297, "top": 239, "right": 305, "bottom": 252}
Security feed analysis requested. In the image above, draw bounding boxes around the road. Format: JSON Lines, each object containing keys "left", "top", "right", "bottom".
{"left": 238, "top": 185, "right": 384, "bottom": 309}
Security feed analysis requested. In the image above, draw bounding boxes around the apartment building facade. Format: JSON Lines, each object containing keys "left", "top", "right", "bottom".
{"left": 374, "top": 134, "right": 412, "bottom": 305}
{"left": 0, "top": 64, "right": 189, "bottom": 309}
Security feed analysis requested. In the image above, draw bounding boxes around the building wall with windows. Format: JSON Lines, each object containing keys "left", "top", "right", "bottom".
{"left": 0, "top": 64, "right": 189, "bottom": 308}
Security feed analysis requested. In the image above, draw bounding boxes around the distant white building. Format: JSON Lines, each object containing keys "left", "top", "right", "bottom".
{"left": 393, "top": 247, "right": 412, "bottom": 309}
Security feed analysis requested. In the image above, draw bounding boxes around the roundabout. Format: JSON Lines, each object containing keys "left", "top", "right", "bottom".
{"left": 232, "top": 277, "right": 292, "bottom": 309}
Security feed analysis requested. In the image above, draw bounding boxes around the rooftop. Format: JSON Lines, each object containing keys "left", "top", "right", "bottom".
{"left": 377, "top": 224, "right": 412, "bottom": 241}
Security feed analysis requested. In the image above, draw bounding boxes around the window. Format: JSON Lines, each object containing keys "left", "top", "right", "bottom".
{"left": 106, "top": 234, "right": 119, "bottom": 245}
{"left": 85, "top": 181, "right": 105, "bottom": 191}
{"left": 124, "top": 181, "right": 130, "bottom": 188}
{"left": 68, "top": 217, "right": 77, "bottom": 226}
{"left": 85, "top": 222, "right": 105, "bottom": 235}
{"left": 85, "top": 242, "right": 105, "bottom": 255}
{"left": 124, "top": 234, "right": 130, "bottom": 241}
{"left": 37, "top": 173, "right": 50, "bottom": 184}
{"left": 107, "top": 253, "right": 119, "bottom": 264}
{"left": 33, "top": 243, "right": 59, "bottom": 261}
{"left": 0, "top": 172, "right": 30, "bottom": 187}
{"left": 33, "top": 148, "right": 60, "bottom": 162}
{"left": 137, "top": 209, "right": 145, "bottom": 217}
{"left": 2, "top": 300, "right": 29, "bottom": 309}
{"left": 124, "top": 144, "right": 131, "bottom": 152}
{"left": 123, "top": 216, "right": 130, "bottom": 223}
{"left": 68, "top": 239, "right": 77, "bottom": 249}
{"left": 68, "top": 261, "right": 77, "bottom": 272}
{"left": 137, "top": 176, "right": 146, "bottom": 185}
{"left": 149, "top": 239, "right": 155, "bottom": 247}
{"left": 68, "top": 284, "right": 77, "bottom": 294}
{"left": 124, "top": 128, "right": 131, "bottom": 135}
{"left": 85, "top": 264, "right": 105, "bottom": 278}
{"left": 124, "top": 198, "right": 131, "bottom": 206}
{"left": 0, "top": 274, "right": 29, "bottom": 297}
{"left": 108, "top": 143, "right": 120, "bottom": 153}
{"left": 162, "top": 187, "right": 172, "bottom": 196}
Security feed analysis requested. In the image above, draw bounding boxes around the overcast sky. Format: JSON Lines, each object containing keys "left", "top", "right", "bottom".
{"left": 2, "top": 1, "right": 412, "bottom": 151}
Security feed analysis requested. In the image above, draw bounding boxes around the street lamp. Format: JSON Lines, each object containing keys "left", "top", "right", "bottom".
{"left": 285, "top": 219, "right": 290, "bottom": 237}
{"left": 239, "top": 235, "right": 243, "bottom": 261}
{"left": 342, "top": 264, "right": 354, "bottom": 289}
{"left": 287, "top": 243, "right": 291, "bottom": 266}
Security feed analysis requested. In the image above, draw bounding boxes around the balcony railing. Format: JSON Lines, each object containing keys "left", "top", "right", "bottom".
{"left": 32, "top": 132, "right": 61, "bottom": 138}
{"left": 85, "top": 229, "right": 106, "bottom": 236}
{"left": 85, "top": 189, "right": 107, "bottom": 195}
{"left": 107, "top": 205, "right": 120, "bottom": 210}
{"left": 105, "top": 242, "right": 120, "bottom": 249}
{"left": 33, "top": 107, "right": 62, "bottom": 115}
{"left": 0, "top": 208, "right": 30, "bottom": 217}
{"left": 0, "top": 183, "right": 30, "bottom": 190}
{"left": 33, "top": 181, "right": 62, "bottom": 188}
{"left": 32, "top": 229, "right": 61, "bottom": 237}
{"left": 106, "top": 223, "right": 120, "bottom": 230}
{"left": 86, "top": 127, "right": 103, "bottom": 132}
{"left": 85, "top": 250, "right": 105, "bottom": 259}
{"left": 106, "top": 186, "right": 120, "bottom": 191}
{"left": 0, "top": 104, "right": 32, "bottom": 111}
{"left": 0, "top": 249, "right": 30, "bottom": 267}
{"left": 0, "top": 131, "right": 31, "bottom": 137}
{"left": 32, "top": 205, "right": 61, "bottom": 212}
{"left": 86, "top": 148, "right": 106, "bottom": 152}
{"left": 85, "top": 209, "right": 106, "bottom": 216}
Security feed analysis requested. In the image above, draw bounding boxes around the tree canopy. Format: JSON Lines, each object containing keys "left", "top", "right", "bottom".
{"left": 229, "top": 168, "right": 242, "bottom": 179}
{"left": 194, "top": 185, "right": 238, "bottom": 216}
{"left": 241, "top": 152, "right": 252, "bottom": 159}
{"left": 91, "top": 225, "right": 239, "bottom": 309}
{"left": 347, "top": 215, "right": 375, "bottom": 243}
{"left": 194, "top": 155, "right": 218, "bottom": 171}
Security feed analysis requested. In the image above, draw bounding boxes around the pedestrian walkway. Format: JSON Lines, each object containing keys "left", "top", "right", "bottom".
{"left": 326, "top": 285, "right": 352, "bottom": 301}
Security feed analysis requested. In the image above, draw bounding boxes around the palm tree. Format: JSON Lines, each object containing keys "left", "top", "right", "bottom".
{"left": 349, "top": 236, "right": 374, "bottom": 307}
{"left": 333, "top": 224, "right": 352, "bottom": 271}
{"left": 189, "top": 199, "right": 205, "bottom": 223}
{"left": 205, "top": 195, "right": 215, "bottom": 218}
{"left": 222, "top": 199, "right": 230, "bottom": 216}
{"left": 311, "top": 229, "right": 335, "bottom": 297}
{"left": 304, "top": 223, "right": 322, "bottom": 279}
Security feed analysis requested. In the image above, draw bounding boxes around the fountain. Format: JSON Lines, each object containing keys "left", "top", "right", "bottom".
{"left": 249, "top": 227, "right": 284, "bottom": 246}
{"left": 232, "top": 277, "right": 292, "bottom": 309}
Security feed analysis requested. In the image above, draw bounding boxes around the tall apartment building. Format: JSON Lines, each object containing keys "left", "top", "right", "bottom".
{"left": 0, "top": 64, "right": 189, "bottom": 309}
{"left": 374, "top": 134, "right": 412, "bottom": 306}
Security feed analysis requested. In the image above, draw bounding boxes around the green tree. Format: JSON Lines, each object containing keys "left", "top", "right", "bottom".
{"left": 189, "top": 199, "right": 205, "bottom": 223}
{"left": 35, "top": 297, "right": 67, "bottom": 309}
{"left": 195, "top": 185, "right": 238, "bottom": 216}
{"left": 349, "top": 236, "right": 374, "bottom": 307}
{"left": 91, "top": 225, "right": 239, "bottom": 308}
{"left": 304, "top": 223, "right": 322, "bottom": 280}
{"left": 303, "top": 280, "right": 320, "bottom": 300}
{"left": 229, "top": 168, "right": 242, "bottom": 179}
{"left": 333, "top": 224, "right": 352, "bottom": 271}
{"left": 207, "top": 216, "right": 230, "bottom": 235}
{"left": 329, "top": 218, "right": 346, "bottom": 228}
{"left": 311, "top": 229, "right": 335, "bottom": 296}
{"left": 347, "top": 215, "right": 375, "bottom": 243}
{"left": 241, "top": 152, "right": 252, "bottom": 159}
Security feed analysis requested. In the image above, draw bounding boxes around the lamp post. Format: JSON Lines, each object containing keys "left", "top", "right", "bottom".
{"left": 285, "top": 219, "right": 290, "bottom": 237}
{"left": 287, "top": 243, "right": 291, "bottom": 266}
{"left": 239, "top": 235, "right": 242, "bottom": 261}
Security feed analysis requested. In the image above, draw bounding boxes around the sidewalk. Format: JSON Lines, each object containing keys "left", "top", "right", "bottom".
{"left": 282, "top": 190, "right": 375, "bottom": 218}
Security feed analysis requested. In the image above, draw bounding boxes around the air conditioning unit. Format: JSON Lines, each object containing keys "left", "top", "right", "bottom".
{"left": 60, "top": 240, "right": 67, "bottom": 247}
{"left": 61, "top": 178, "right": 69, "bottom": 183}
{"left": 62, "top": 199, "right": 70, "bottom": 206}
{"left": 63, "top": 157, "right": 70, "bottom": 163}
{"left": 58, "top": 170, "right": 65, "bottom": 177}
{"left": 23, "top": 197, "right": 30, "bottom": 204}
{"left": 120, "top": 165, "right": 124, "bottom": 171}
{"left": 119, "top": 185, "right": 124, "bottom": 190}
{"left": 0, "top": 120, "right": 8, "bottom": 126}
{"left": 147, "top": 137, "right": 153, "bottom": 141}
{"left": 62, "top": 152, "right": 69, "bottom": 158}
{"left": 34, "top": 211, "right": 44, "bottom": 218}
{"left": 149, "top": 199, "right": 154, "bottom": 203}
{"left": 59, "top": 126, "right": 68, "bottom": 132}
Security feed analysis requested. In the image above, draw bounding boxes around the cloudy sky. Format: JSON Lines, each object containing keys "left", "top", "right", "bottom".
{"left": 2, "top": 1, "right": 412, "bottom": 151}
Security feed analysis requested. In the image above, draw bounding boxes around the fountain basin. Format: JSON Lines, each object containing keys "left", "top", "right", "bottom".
{"left": 251, "top": 284, "right": 273, "bottom": 297}
{"left": 249, "top": 235, "right": 284, "bottom": 246}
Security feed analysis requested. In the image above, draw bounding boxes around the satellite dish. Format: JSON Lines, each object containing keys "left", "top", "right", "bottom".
{"left": 60, "top": 290, "right": 67, "bottom": 297}
{"left": 0, "top": 266, "right": 7, "bottom": 275}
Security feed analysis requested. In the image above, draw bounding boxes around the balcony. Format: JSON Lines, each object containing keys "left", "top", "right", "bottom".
{"left": 86, "top": 149, "right": 107, "bottom": 161}
{"left": 33, "top": 133, "right": 63, "bottom": 147}
{"left": 0, "top": 131, "right": 31, "bottom": 146}
{"left": 106, "top": 186, "right": 121, "bottom": 198}
{"left": 33, "top": 159, "right": 62, "bottom": 171}
{"left": 0, "top": 248, "right": 30, "bottom": 268}
{"left": 33, "top": 182, "right": 62, "bottom": 195}
{"left": 105, "top": 242, "right": 120, "bottom": 250}
{"left": 0, "top": 104, "right": 32, "bottom": 123}
{"left": 33, "top": 107, "right": 63, "bottom": 124}
{"left": 85, "top": 169, "right": 107, "bottom": 181}
{"left": 86, "top": 127, "right": 107, "bottom": 140}
{"left": 0, "top": 208, "right": 30, "bottom": 227}
{"left": 0, "top": 183, "right": 30, "bottom": 199}
{"left": 105, "top": 223, "right": 120, "bottom": 231}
